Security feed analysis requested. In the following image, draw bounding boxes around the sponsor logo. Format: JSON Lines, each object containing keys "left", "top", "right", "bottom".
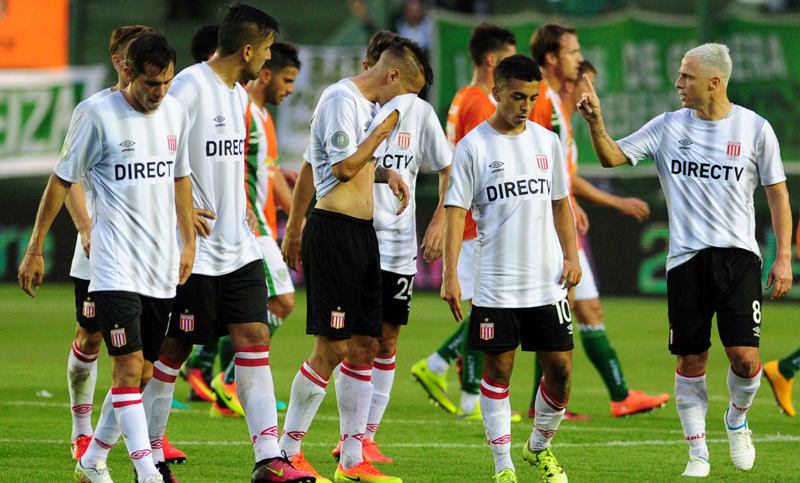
{"left": 537, "top": 428, "right": 558, "bottom": 438}
{"left": 678, "top": 139, "right": 693, "bottom": 150}
{"left": 130, "top": 449, "right": 152, "bottom": 460}
{"left": 536, "top": 154, "right": 549, "bottom": 170}
{"left": 119, "top": 140, "right": 135, "bottom": 152}
{"left": 727, "top": 141, "right": 741, "bottom": 157}
{"left": 283, "top": 430, "right": 306, "bottom": 441}
{"left": 487, "top": 178, "right": 552, "bottom": 201}
{"left": 206, "top": 138, "right": 245, "bottom": 157}
{"left": 685, "top": 432, "right": 705, "bottom": 441}
{"left": 753, "top": 326, "right": 761, "bottom": 338}
{"left": 671, "top": 159, "right": 744, "bottom": 182}
{"left": 213, "top": 115, "right": 225, "bottom": 127}
{"left": 366, "top": 423, "right": 380, "bottom": 434}
{"left": 480, "top": 322, "right": 494, "bottom": 340}
{"left": 331, "top": 309, "right": 345, "bottom": 329}
{"left": 167, "top": 135, "right": 177, "bottom": 152}
{"left": 115, "top": 161, "right": 174, "bottom": 181}
{"left": 71, "top": 404, "right": 93, "bottom": 414}
{"left": 398, "top": 132, "right": 411, "bottom": 148}
{"left": 489, "top": 161, "right": 504, "bottom": 169}
{"left": 332, "top": 131, "right": 349, "bottom": 149}
{"left": 490, "top": 434, "right": 512, "bottom": 445}
{"left": 567, "top": 323, "right": 574, "bottom": 335}
{"left": 82, "top": 299, "right": 95, "bottom": 318}
{"left": 180, "top": 311, "right": 194, "bottom": 332}
{"left": 110, "top": 327, "right": 126, "bottom": 348}
{"left": 260, "top": 426, "right": 279, "bottom": 438}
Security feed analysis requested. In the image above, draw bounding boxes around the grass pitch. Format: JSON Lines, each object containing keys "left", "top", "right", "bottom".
{"left": 1, "top": 284, "right": 798, "bottom": 482}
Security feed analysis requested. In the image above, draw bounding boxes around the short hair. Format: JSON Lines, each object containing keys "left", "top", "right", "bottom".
{"left": 190, "top": 24, "right": 219, "bottom": 63}
{"left": 217, "top": 3, "right": 280, "bottom": 57}
{"left": 108, "top": 25, "right": 153, "bottom": 57}
{"left": 578, "top": 59, "right": 595, "bottom": 77}
{"left": 529, "top": 23, "right": 577, "bottom": 66}
{"left": 494, "top": 54, "right": 542, "bottom": 90}
{"left": 126, "top": 32, "right": 177, "bottom": 77}
{"left": 366, "top": 30, "right": 399, "bottom": 68}
{"left": 378, "top": 36, "right": 434, "bottom": 86}
{"left": 468, "top": 23, "right": 516, "bottom": 67}
{"left": 684, "top": 43, "right": 732, "bottom": 85}
{"left": 263, "top": 42, "right": 301, "bottom": 72}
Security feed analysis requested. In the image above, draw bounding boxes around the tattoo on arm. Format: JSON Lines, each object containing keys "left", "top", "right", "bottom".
{"left": 374, "top": 166, "right": 390, "bottom": 183}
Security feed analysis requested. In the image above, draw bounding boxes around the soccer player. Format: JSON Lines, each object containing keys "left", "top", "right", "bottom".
{"left": 279, "top": 37, "right": 429, "bottom": 483}
{"left": 411, "top": 22, "right": 518, "bottom": 420}
{"left": 529, "top": 23, "right": 669, "bottom": 419}
{"left": 137, "top": 5, "right": 313, "bottom": 482}
{"left": 764, "top": 347, "right": 799, "bottom": 417}
{"left": 18, "top": 32, "right": 195, "bottom": 483}
{"left": 442, "top": 54, "right": 580, "bottom": 483}
{"left": 577, "top": 43, "right": 792, "bottom": 477}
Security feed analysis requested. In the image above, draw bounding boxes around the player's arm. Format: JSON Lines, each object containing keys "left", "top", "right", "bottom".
{"left": 175, "top": 176, "right": 196, "bottom": 286}
{"left": 552, "top": 197, "right": 582, "bottom": 289}
{"left": 65, "top": 183, "right": 92, "bottom": 257}
{"left": 571, "top": 175, "right": 650, "bottom": 222}
{"left": 282, "top": 160, "right": 315, "bottom": 271}
{"left": 421, "top": 165, "right": 451, "bottom": 262}
{"left": 576, "top": 75, "right": 629, "bottom": 168}
{"left": 764, "top": 181, "right": 792, "bottom": 300}
{"left": 273, "top": 167, "right": 293, "bottom": 215}
{"left": 18, "top": 174, "right": 73, "bottom": 297}
{"left": 331, "top": 111, "right": 399, "bottom": 182}
{"left": 374, "top": 166, "right": 410, "bottom": 215}
{"left": 441, "top": 206, "right": 466, "bottom": 322}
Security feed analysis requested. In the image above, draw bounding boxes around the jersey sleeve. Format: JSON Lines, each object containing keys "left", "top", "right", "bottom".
{"left": 755, "top": 120, "right": 786, "bottom": 186}
{"left": 444, "top": 141, "right": 474, "bottom": 211}
{"left": 167, "top": 77, "right": 199, "bottom": 127}
{"left": 421, "top": 104, "right": 452, "bottom": 171}
{"left": 550, "top": 135, "right": 569, "bottom": 201}
{"left": 174, "top": 108, "right": 192, "bottom": 178}
{"left": 53, "top": 111, "right": 102, "bottom": 183}
{"left": 320, "top": 96, "right": 360, "bottom": 166}
{"left": 617, "top": 113, "right": 665, "bottom": 166}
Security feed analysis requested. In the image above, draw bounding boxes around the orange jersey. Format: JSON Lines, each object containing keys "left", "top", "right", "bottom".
{"left": 446, "top": 85, "right": 496, "bottom": 240}
{"left": 244, "top": 102, "right": 279, "bottom": 240}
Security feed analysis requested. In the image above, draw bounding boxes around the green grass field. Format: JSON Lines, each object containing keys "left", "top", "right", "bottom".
{"left": 1, "top": 284, "right": 798, "bottom": 482}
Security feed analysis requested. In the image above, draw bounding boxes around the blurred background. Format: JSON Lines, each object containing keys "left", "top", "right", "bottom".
{"left": 2, "top": 0, "right": 800, "bottom": 297}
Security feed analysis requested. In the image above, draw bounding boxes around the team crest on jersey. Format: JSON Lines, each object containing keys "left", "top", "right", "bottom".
{"left": 110, "top": 328, "right": 126, "bottom": 348}
{"left": 167, "top": 135, "right": 177, "bottom": 152}
{"left": 82, "top": 299, "right": 96, "bottom": 318}
{"left": 332, "top": 131, "right": 349, "bottom": 149}
{"left": 331, "top": 310, "right": 345, "bottom": 329}
{"left": 398, "top": 132, "right": 411, "bottom": 148}
{"left": 180, "top": 311, "right": 194, "bottom": 332}
{"left": 60, "top": 142, "right": 70, "bottom": 161}
{"left": 537, "top": 154, "right": 549, "bottom": 170}
{"left": 727, "top": 141, "right": 741, "bottom": 157}
{"left": 480, "top": 322, "right": 494, "bottom": 340}
{"left": 278, "top": 268, "right": 288, "bottom": 283}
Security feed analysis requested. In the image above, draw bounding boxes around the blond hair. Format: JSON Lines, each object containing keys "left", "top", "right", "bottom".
{"left": 684, "top": 43, "right": 732, "bottom": 85}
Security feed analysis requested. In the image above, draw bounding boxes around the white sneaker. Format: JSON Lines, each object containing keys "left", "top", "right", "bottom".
{"left": 141, "top": 473, "right": 165, "bottom": 483}
{"left": 681, "top": 455, "right": 710, "bottom": 477}
{"left": 725, "top": 410, "right": 755, "bottom": 470}
{"left": 74, "top": 459, "right": 114, "bottom": 483}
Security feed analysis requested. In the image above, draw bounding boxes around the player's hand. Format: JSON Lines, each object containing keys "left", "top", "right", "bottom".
{"left": 281, "top": 168, "right": 299, "bottom": 189}
{"left": 246, "top": 207, "right": 258, "bottom": 235}
{"left": 440, "top": 274, "right": 464, "bottom": 322}
{"left": 765, "top": 257, "right": 792, "bottom": 300}
{"left": 559, "top": 258, "right": 582, "bottom": 289}
{"left": 193, "top": 208, "right": 216, "bottom": 238}
{"left": 577, "top": 74, "right": 602, "bottom": 123}
{"left": 420, "top": 215, "right": 445, "bottom": 262}
{"left": 388, "top": 170, "right": 410, "bottom": 215}
{"left": 79, "top": 227, "right": 91, "bottom": 259}
{"left": 574, "top": 202, "right": 589, "bottom": 236}
{"left": 18, "top": 253, "right": 45, "bottom": 298}
{"left": 281, "top": 220, "right": 305, "bottom": 272}
{"left": 617, "top": 197, "right": 650, "bottom": 222}
{"left": 178, "top": 245, "right": 195, "bottom": 286}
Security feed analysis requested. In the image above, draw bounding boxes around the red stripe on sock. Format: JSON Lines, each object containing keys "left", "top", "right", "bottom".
{"left": 539, "top": 383, "right": 567, "bottom": 410}
{"left": 300, "top": 365, "right": 328, "bottom": 388}
{"left": 373, "top": 361, "right": 396, "bottom": 371}
{"left": 676, "top": 369, "right": 706, "bottom": 378}
{"left": 157, "top": 356, "right": 182, "bottom": 370}
{"left": 153, "top": 367, "right": 178, "bottom": 383}
{"left": 480, "top": 384, "right": 509, "bottom": 399}
{"left": 482, "top": 375, "right": 509, "bottom": 389}
{"left": 71, "top": 343, "right": 98, "bottom": 363}
{"left": 341, "top": 365, "right": 371, "bottom": 382}
{"left": 112, "top": 399, "right": 142, "bottom": 408}
{"left": 111, "top": 387, "right": 140, "bottom": 395}
{"left": 235, "top": 356, "right": 269, "bottom": 367}
{"left": 731, "top": 362, "right": 762, "bottom": 379}
{"left": 236, "top": 346, "right": 270, "bottom": 353}
{"left": 342, "top": 360, "right": 373, "bottom": 371}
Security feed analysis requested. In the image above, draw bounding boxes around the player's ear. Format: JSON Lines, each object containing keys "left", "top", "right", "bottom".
{"left": 362, "top": 60, "right": 370, "bottom": 72}
{"left": 545, "top": 51, "right": 558, "bottom": 69}
{"left": 260, "top": 68, "right": 272, "bottom": 85}
{"left": 492, "top": 85, "right": 501, "bottom": 102}
{"left": 485, "top": 52, "right": 497, "bottom": 68}
{"left": 112, "top": 54, "right": 124, "bottom": 73}
{"left": 387, "top": 68, "right": 401, "bottom": 84}
{"left": 242, "top": 43, "right": 254, "bottom": 63}
{"left": 123, "top": 66, "right": 134, "bottom": 84}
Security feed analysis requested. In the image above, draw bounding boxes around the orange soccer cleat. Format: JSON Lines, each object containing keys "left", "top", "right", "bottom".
{"left": 290, "top": 451, "right": 332, "bottom": 483}
{"left": 71, "top": 434, "right": 92, "bottom": 460}
{"left": 611, "top": 389, "right": 670, "bottom": 417}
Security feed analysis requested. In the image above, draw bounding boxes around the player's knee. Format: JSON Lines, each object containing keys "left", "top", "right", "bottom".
{"left": 230, "top": 322, "right": 270, "bottom": 350}
{"left": 727, "top": 350, "right": 761, "bottom": 377}
{"left": 160, "top": 337, "right": 194, "bottom": 365}
{"left": 269, "top": 294, "right": 294, "bottom": 319}
{"left": 378, "top": 326, "right": 400, "bottom": 356}
{"left": 111, "top": 353, "right": 145, "bottom": 387}
{"left": 547, "top": 360, "right": 572, "bottom": 387}
{"left": 74, "top": 325, "right": 103, "bottom": 354}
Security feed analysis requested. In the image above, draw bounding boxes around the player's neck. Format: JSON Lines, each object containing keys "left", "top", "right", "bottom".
{"left": 694, "top": 96, "right": 732, "bottom": 122}
{"left": 350, "top": 70, "right": 382, "bottom": 103}
{"left": 470, "top": 67, "right": 494, "bottom": 93}
{"left": 207, "top": 54, "right": 246, "bottom": 88}
{"left": 541, "top": 70, "right": 563, "bottom": 94}
{"left": 488, "top": 111, "right": 525, "bottom": 136}
{"left": 245, "top": 82, "right": 267, "bottom": 110}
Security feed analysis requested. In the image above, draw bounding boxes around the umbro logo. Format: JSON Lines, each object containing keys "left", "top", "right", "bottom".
{"left": 489, "top": 161, "right": 504, "bottom": 174}
{"left": 119, "top": 140, "right": 135, "bottom": 152}
{"left": 489, "top": 161, "right": 504, "bottom": 168}
{"left": 213, "top": 115, "right": 225, "bottom": 127}
{"left": 678, "top": 139, "right": 692, "bottom": 150}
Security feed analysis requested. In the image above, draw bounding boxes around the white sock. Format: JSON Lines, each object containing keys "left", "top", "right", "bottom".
{"left": 68, "top": 341, "right": 99, "bottom": 440}
{"left": 460, "top": 391, "right": 480, "bottom": 413}
{"left": 426, "top": 352, "right": 449, "bottom": 376}
{"left": 235, "top": 346, "right": 280, "bottom": 462}
{"left": 142, "top": 356, "right": 180, "bottom": 464}
{"left": 530, "top": 381, "right": 566, "bottom": 452}
{"left": 675, "top": 370, "right": 709, "bottom": 458}
{"left": 480, "top": 376, "right": 514, "bottom": 474}
{"left": 80, "top": 389, "right": 121, "bottom": 469}
{"left": 337, "top": 361, "right": 373, "bottom": 470}
{"left": 367, "top": 351, "right": 396, "bottom": 440}
{"left": 279, "top": 361, "right": 329, "bottom": 457}
{"left": 112, "top": 387, "right": 157, "bottom": 482}
{"left": 726, "top": 364, "right": 762, "bottom": 428}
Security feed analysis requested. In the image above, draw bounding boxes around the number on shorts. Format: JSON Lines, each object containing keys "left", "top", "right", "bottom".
{"left": 394, "top": 278, "right": 412, "bottom": 301}
{"left": 752, "top": 300, "right": 761, "bottom": 324}
{"left": 553, "top": 299, "right": 571, "bottom": 325}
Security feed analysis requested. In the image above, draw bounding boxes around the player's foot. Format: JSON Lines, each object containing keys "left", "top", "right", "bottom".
{"left": 333, "top": 461, "right": 401, "bottom": 483}
{"left": 290, "top": 451, "right": 332, "bottom": 483}
{"left": 252, "top": 455, "right": 315, "bottom": 483}
{"left": 162, "top": 432, "right": 186, "bottom": 465}
{"left": 171, "top": 398, "right": 191, "bottom": 409}
{"left": 180, "top": 367, "right": 216, "bottom": 402}
{"left": 522, "top": 442, "right": 568, "bottom": 483}
{"left": 72, "top": 434, "right": 92, "bottom": 460}
{"left": 411, "top": 359, "right": 456, "bottom": 414}
{"left": 681, "top": 455, "right": 710, "bottom": 477}
{"left": 211, "top": 372, "right": 244, "bottom": 416}
{"left": 610, "top": 389, "right": 670, "bottom": 417}
{"left": 141, "top": 474, "right": 165, "bottom": 483}
{"left": 209, "top": 400, "right": 241, "bottom": 418}
{"left": 73, "top": 459, "right": 113, "bottom": 483}
{"left": 362, "top": 437, "right": 393, "bottom": 463}
{"left": 492, "top": 468, "right": 517, "bottom": 483}
{"left": 156, "top": 462, "right": 180, "bottom": 483}
{"left": 456, "top": 401, "right": 522, "bottom": 422}
{"left": 763, "top": 360, "right": 796, "bottom": 417}
{"left": 725, "top": 410, "right": 755, "bottom": 471}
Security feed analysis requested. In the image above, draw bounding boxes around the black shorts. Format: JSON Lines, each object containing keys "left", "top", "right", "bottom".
{"left": 667, "top": 248, "right": 763, "bottom": 355}
{"left": 73, "top": 277, "right": 100, "bottom": 332}
{"left": 468, "top": 299, "right": 575, "bottom": 353}
{"left": 302, "top": 209, "right": 382, "bottom": 340}
{"left": 168, "top": 259, "right": 269, "bottom": 344}
{"left": 381, "top": 271, "right": 414, "bottom": 325}
{"left": 92, "top": 291, "right": 172, "bottom": 361}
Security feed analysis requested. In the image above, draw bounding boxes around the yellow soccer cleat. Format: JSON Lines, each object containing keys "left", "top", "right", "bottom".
{"left": 211, "top": 372, "right": 244, "bottom": 417}
{"left": 763, "top": 360, "right": 796, "bottom": 417}
{"left": 334, "top": 461, "right": 402, "bottom": 483}
{"left": 522, "top": 442, "right": 568, "bottom": 483}
{"left": 411, "top": 359, "right": 456, "bottom": 414}
{"left": 493, "top": 468, "right": 518, "bottom": 482}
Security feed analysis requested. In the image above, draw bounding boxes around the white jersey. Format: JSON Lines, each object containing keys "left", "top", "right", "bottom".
{"left": 68, "top": 87, "right": 114, "bottom": 280}
{"left": 305, "top": 78, "right": 375, "bottom": 199}
{"left": 445, "top": 120, "right": 570, "bottom": 308}
{"left": 373, "top": 98, "right": 451, "bottom": 275}
{"left": 54, "top": 91, "right": 191, "bottom": 298}
{"left": 617, "top": 105, "right": 785, "bottom": 271}
{"left": 168, "top": 62, "right": 261, "bottom": 276}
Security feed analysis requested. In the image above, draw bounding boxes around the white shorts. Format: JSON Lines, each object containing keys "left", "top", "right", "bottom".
{"left": 574, "top": 248, "right": 600, "bottom": 302}
{"left": 257, "top": 236, "right": 295, "bottom": 298}
{"left": 457, "top": 238, "right": 475, "bottom": 301}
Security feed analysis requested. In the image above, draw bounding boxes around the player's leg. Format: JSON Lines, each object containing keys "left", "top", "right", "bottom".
{"left": 181, "top": 332, "right": 218, "bottom": 402}
{"left": 764, "top": 347, "right": 800, "bottom": 416}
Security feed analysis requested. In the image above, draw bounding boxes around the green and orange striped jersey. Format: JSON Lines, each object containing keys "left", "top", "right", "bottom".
{"left": 244, "top": 101, "right": 279, "bottom": 240}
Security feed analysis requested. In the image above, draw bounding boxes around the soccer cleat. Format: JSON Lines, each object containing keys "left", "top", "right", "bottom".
{"left": 333, "top": 461, "right": 402, "bottom": 483}
{"left": 492, "top": 468, "right": 518, "bottom": 483}
{"left": 456, "top": 401, "right": 522, "bottom": 423}
{"left": 252, "top": 455, "right": 316, "bottom": 483}
{"left": 411, "top": 359, "right": 456, "bottom": 414}
{"left": 74, "top": 459, "right": 113, "bottom": 483}
{"left": 180, "top": 367, "right": 216, "bottom": 402}
{"left": 162, "top": 432, "right": 186, "bottom": 465}
{"left": 210, "top": 400, "right": 241, "bottom": 418}
{"left": 610, "top": 389, "right": 670, "bottom": 417}
{"left": 681, "top": 455, "right": 710, "bottom": 477}
{"left": 156, "top": 462, "right": 180, "bottom": 483}
{"left": 362, "top": 438, "right": 393, "bottom": 463}
{"left": 171, "top": 398, "right": 191, "bottom": 409}
{"left": 142, "top": 474, "right": 165, "bottom": 483}
{"left": 72, "top": 434, "right": 92, "bottom": 460}
{"left": 763, "top": 360, "right": 796, "bottom": 417}
{"left": 522, "top": 442, "right": 568, "bottom": 483}
{"left": 211, "top": 372, "right": 244, "bottom": 417}
{"left": 290, "top": 451, "right": 332, "bottom": 483}
{"left": 725, "top": 410, "right": 755, "bottom": 471}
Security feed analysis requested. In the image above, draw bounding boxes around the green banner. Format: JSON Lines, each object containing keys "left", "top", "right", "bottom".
{"left": 432, "top": 10, "right": 800, "bottom": 160}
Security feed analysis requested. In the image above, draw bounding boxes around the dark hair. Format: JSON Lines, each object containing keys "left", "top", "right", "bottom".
{"left": 494, "top": 54, "right": 542, "bottom": 89}
{"left": 578, "top": 59, "right": 595, "bottom": 76}
{"left": 263, "top": 42, "right": 301, "bottom": 72}
{"left": 366, "top": 30, "right": 399, "bottom": 68}
{"left": 468, "top": 23, "right": 516, "bottom": 67}
{"left": 529, "top": 23, "right": 577, "bottom": 66}
{"left": 190, "top": 24, "right": 219, "bottom": 63}
{"left": 380, "top": 36, "right": 434, "bottom": 86}
{"left": 126, "top": 32, "right": 177, "bottom": 77}
{"left": 108, "top": 25, "right": 153, "bottom": 57}
{"left": 217, "top": 3, "right": 280, "bottom": 57}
